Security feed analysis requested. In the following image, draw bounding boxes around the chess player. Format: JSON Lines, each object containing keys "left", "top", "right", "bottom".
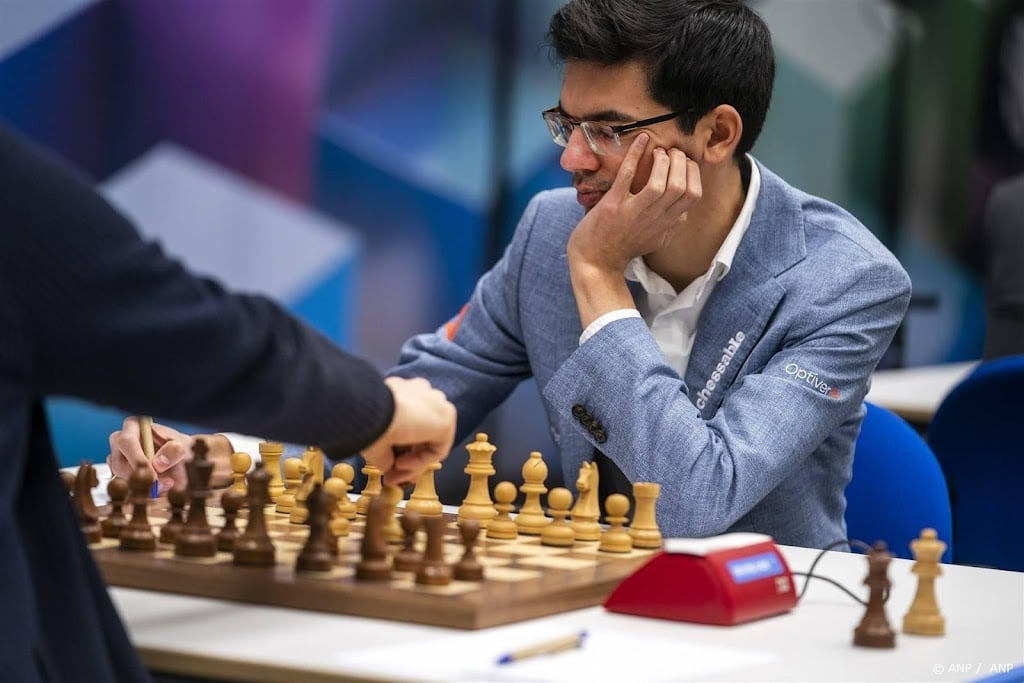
{"left": 0, "top": 121, "right": 454, "bottom": 682}
{"left": 388, "top": 0, "right": 911, "bottom": 547}
{"left": 111, "top": 0, "right": 912, "bottom": 551}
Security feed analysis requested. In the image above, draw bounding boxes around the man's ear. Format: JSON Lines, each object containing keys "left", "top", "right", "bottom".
{"left": 698, "top": 104, "right": 743, "bottom": 165}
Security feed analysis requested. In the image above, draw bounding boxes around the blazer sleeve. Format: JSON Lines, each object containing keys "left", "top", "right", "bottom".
{"left": 0, "top": 124, "right": 393, "bottom": 456}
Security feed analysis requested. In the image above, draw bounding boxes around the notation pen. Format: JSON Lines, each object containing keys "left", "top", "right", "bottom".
{"left": 496, "top": 630, "right": 587, "bottom": 665}
{"left": 139, "top": 416, "right": 159, "bottom": 498}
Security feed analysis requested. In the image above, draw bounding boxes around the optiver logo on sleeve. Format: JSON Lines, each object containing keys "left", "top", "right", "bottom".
{"left": 785, "top": 362, "right": 840, "bottom": 398}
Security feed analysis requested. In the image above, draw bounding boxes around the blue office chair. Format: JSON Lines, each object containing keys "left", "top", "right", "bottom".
{"left": 846, "top": 402, "right": 953, "bottom": 563}
{"left": 927, "top": 355, "right": 1024, "bottom": 571}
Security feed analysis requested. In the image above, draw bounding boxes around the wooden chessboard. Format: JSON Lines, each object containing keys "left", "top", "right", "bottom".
{"left": 89, "top": 496, "right": 658, "bottom": 629}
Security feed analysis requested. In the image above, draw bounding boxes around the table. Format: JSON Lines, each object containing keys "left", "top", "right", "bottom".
{"left": 867, "top": 361, "right": 979, "bottom": 426}
{"left": 111, "top": 543, "right": 1023, "bottom": 682}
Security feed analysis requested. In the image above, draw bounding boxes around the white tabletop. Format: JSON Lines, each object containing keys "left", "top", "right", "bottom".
{"left": 867, "top": 361, "right": 979, "bottom": 425}
{"left": 111, "top": 543, "right": 1024, "bottom": 683}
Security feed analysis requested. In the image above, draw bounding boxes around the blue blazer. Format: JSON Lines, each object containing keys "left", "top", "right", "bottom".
{"left": 394, "top": 161, "right": 911, "bottom": 549}
{"left": 0, "top": 123, "right": 394, "bottom": 680}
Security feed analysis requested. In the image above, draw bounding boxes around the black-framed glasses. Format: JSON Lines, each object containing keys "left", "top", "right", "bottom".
{"left": 542, "top": 107, "right": 691, "bottom": 156}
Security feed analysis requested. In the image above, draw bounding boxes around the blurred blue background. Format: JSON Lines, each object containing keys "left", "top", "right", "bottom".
{"left": 2, "top": 0, "right": 1021, "bottom": 473}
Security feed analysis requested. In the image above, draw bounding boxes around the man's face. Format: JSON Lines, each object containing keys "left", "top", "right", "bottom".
{"left": 557, "top": 60, "right": 693, "bottom": 211}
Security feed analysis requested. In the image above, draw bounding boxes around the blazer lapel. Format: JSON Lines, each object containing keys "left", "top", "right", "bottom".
{"left": 684, "top": 161, "right": 806, "bottom": 417}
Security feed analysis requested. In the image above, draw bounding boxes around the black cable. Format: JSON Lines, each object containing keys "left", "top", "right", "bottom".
{"left": 794, "top": 538, "right": 890, "bottom": 606}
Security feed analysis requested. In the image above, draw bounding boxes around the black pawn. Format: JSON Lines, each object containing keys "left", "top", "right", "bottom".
{"left": 120, "top": 465, "right": 157, "bottom": 551}
{"left": 159, "top": 485, "right": 188, "bottom": 545}
{"left": 453, "top": 519, "right": 484, "bottom": 581}
{"left": 216, "top": 489, "right": 246, "bottom": 552}
{"left": 296, "top": 485, "right": 334, "bottom": 572}
{"left": 392, "top": 510, "right": 422, "bottom": 573}
{"left": 356, "top": 494, "right": 392, "bottom": 580}
{"left": 101, "top": 477, "right": 130, "bottom": 539}
{"left": 415, "top": 515, "right": 452, "bottom": 586}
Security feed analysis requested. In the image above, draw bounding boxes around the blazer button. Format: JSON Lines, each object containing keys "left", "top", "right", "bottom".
{"left": 572, "top": 404, "right": 587, "bottom": 419}
{"left": 593, "top": 429, "right": 607, "bottom": 444}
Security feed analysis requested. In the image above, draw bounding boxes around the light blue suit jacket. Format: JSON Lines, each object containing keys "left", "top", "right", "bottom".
{"left": 393, "top": 161, "right": 911, "bottom": 548}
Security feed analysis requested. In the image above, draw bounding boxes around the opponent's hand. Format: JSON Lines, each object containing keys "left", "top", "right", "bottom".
{"left": 362, "top": 377, "right": 457, "bottom": 487}
{"left": 107, "top": 419, "right": 234, "bottom": 494}
{"left": 567, "top": 133, "right": 702, "bottom": 274}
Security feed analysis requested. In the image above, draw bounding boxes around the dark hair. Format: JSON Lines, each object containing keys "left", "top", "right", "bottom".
{"left": 548, "top": 0, "right": 774, "bottom": 158}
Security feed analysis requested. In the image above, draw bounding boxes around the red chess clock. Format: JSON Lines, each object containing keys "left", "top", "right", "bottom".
{"left": 604, "top": 533, "right": 797, "bottom": 626}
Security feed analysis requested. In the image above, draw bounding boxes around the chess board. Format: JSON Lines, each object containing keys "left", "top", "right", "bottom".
{"left": 88, "top": 495, "right": 658, "bottom": 629}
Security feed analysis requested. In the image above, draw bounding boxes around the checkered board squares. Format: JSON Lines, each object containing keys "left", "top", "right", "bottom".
{"left": 89, "top": 498, "right": 657, "bottom": 629}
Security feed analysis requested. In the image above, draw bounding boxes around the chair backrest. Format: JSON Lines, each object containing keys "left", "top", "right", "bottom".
{"left": 846, "top": 402, "right": 953, "bottom": 563}
{"left": 927, "top": 355, "right": 1024, "bottom": 571}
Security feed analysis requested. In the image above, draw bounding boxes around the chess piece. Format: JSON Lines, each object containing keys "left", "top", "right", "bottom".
{"left": 381, "top": 484, "right": 404, "bottom": 544}
{"left": 289, "top": 471, "right": 316, "bottom": 524}
{"left": 73, "top": 461, "right": 102, "bottom": 544}
{"left": 541, "top": 487, "right": 575, "bottom": 547}
{"left": 60, "top": 469, "right": 75, "bottom": 494}
{"left": 487, "top": 481, "right": 518, "bottom": 540}
{"left": 599, "top": 494, "right": 633, "bottom": 553}
{"left": 301, "top": 446, "right": 326, "bottom": 485}
{"left": 629, "top": 482, "right": 663, "bottom": 549}
{"left": 230, "top": 451, "right": 251, "bottom": 493}
{"left": 406, "top": 461, "right": 443, "bottom": 517}
{"left": 415, "top": 515, "right": 452, "bottom": 586}
{"left": 517, "top": 451, "right": 549, "bottom": 535}
{"left": 329, "top": 462, "right": 358, "bottom": 519}
{"left": 216, "top": 489, "right": 246, "bottom": 552}
{"left": 296, "top": 485, "right": 334, "bottom": 572}
{"left": 458, "top": 433, "right": 498, "bottom": 528}
{"left": 902, "top": 528, "right": 946, "bottom": 636}
{"left": 100, "top": 477, "right": 130, "bottom": 539}
{"left": 120, "top": 465, "right": 157, "bottom": 551}
{"left": 234, "top": 462, "right": 276, "bottom": 566}
{"left": 318, "top": 487, "right": 339, "bottom": 556}
{"left": 258, "top": 441, "right": 284, "bottom": 502}
{"left": 175, "top": 438, "right": 218, "bottom": 558}
{"left": 157, "top": 485, "right": 187, "bottom": 544}
{"left": 357, "top": 464, "right": 383, "bottom": 516}
{"left": 322, "top": 477, "right": 351, "bottom": 538}
{"left": 393, "top": 510, "right": 423, "bottom": 572}
{"left": 853, "top": 541, "right": 897, "bottom": 648}
{"left": 276, "top": 458, "right": 303, "bottom": 514}
{"left": 356, "top": 493, "right": 392, "bottom": 580}
{"left": 571, "top": 461, "right": 601, "bottom": 542}
{"left": 454, "top": 519, "right": 485, "bottom": 581}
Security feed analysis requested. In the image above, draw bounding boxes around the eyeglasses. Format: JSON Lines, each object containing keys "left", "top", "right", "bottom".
{"left": 542, "top": 107, "right": 691, "bottom": 156}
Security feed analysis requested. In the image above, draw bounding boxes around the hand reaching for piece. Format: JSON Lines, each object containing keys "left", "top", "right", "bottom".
{"left": 361, "top": 377, "right": 457, "bottom": 487}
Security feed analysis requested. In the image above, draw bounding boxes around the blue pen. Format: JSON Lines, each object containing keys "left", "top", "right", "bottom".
{"left": 496, "top": 630, "right": 587, "bottom": 665}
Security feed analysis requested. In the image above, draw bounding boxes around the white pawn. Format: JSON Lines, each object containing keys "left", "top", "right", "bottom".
{"left": 330, "top": 463, "right": 357, "bottom": 520}
{"left": 599, "top": 494, "right": 632, "bottom": 553}
{"left": 541, "top": 488, "right": 575, "bottom": 547}
{"left": 487, "top": 481, "right": 518, "bottom": 540}
{"left": 230, "top": 452, "right": 251, "bottom": 493}
{"left": 357, "top": 464, "right": 383, "bottom": 516}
